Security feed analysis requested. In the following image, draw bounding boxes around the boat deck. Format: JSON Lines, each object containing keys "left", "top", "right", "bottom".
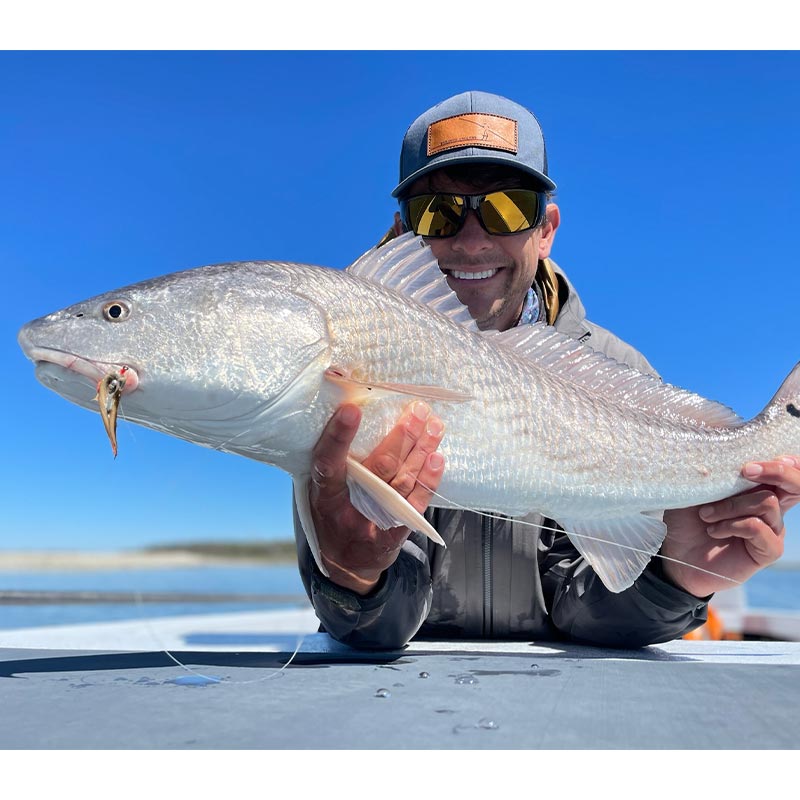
{"left": 2, "top": 608, "right": 799, "bottom": 749}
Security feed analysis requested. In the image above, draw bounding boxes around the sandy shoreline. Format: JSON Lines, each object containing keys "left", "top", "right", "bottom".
{"left": 0, "top": 550, "right": 287, "bottom": 572}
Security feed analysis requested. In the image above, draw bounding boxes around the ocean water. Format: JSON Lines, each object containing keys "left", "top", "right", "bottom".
{"left": 0, "top": 564, "right": 309, "bottom": 630}
{"left": 0, "top": 563, "right": 798, "bottom": 631}
{"left": 742, "top": 567, "right": 800, "bottom": 611}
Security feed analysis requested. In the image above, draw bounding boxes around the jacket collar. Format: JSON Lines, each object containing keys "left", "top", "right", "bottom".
{"left": 541, "top": 257, "right": 592, "bottom": 341}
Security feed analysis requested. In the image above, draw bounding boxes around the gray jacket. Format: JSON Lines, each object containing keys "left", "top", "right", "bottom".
{"left": 293, "top": 259, "right": 710, "bottom": 649}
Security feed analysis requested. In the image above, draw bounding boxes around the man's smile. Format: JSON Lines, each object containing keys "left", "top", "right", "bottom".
{"left": 446, "top": 268, "right": 500, "bottom": 281}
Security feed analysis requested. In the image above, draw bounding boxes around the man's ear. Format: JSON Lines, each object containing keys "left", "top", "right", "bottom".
{"left": 376, "top": 212, "right": 407, "bottom": 248}
{"left": 538, "top": 203, "right": 560, "bottom": 259}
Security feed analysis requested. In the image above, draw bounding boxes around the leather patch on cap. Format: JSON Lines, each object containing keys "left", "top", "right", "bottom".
{"left": 427, "top": 113, "right": 518, "bottom": 156}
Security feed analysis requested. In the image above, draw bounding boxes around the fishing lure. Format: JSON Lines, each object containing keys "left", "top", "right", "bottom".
{"left": 94, "top": 365, "right": 129, "bottom": 457}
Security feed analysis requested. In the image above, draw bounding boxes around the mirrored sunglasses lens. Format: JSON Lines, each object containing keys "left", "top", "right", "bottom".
{"left": 407, "top": 195, "right": 465, "bottom": 237}
{"left": 480, "top": 190, "right": 540, "bottom": 234}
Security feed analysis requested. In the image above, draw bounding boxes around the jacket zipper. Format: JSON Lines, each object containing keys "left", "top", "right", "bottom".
{"left": 482, "top": 515, "right": 493, "bottom": 635}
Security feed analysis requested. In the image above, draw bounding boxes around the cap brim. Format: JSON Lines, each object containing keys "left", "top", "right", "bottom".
{"left": 392, "top": 152, "right": 557, "bottom": 197}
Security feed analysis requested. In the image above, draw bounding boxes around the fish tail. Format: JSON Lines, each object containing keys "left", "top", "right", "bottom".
{"left": 762, "top": 361, "right": 800, "bottom": 422}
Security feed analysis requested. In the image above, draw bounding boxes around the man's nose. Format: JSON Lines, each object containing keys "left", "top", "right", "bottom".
{"left": 451, "top": 210, "right": 493, "bottom": 254}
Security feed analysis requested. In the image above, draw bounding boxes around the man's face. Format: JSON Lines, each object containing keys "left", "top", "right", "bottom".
{"left": 405, "top": 169, "right": 559, "bottom": 332}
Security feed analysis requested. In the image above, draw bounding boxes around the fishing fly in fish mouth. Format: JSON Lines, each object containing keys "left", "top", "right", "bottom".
{"left": 93, "top": 365, "right": 131, "bottom": 458}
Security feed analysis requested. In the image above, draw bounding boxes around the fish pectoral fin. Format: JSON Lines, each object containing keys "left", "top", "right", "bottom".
{"left": 556, "top": 512, "right": 667, "bottom": 593}
{"left": 293, "top": 476, "right": 330, "bottom": 577}
{"left": 325, "top": 367, "right": 472, "bottom": 404}
{"left": 345, "top": 457, "right": 446, "bottom": 547}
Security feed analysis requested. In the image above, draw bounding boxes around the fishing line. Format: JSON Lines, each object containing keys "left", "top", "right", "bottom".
{"left": 115, "top": 405, "right": 308, "bottom": 685}
{"left": 133, "top": 588, "right": 307, "bottom": 686}
{"left": 420, "top": 484, "right": 744, "bottom": 587}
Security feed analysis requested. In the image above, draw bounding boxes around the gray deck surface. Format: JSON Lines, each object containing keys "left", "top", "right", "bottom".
{"left": 2, "top": 609, "right": 799, "bottom": 749}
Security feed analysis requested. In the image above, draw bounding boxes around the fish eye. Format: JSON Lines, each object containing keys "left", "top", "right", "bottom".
{"left": 103, "top": 301, "right": 130, "bottom": 322}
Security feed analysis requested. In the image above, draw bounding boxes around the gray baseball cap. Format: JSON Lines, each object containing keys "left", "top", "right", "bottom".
{"left": 392, "top": 90, "right": 556, "bottom": 198}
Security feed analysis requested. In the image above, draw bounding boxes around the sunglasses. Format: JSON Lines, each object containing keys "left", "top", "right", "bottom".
{"left": 400, "top": 189, "right": 547, "bottom": 238}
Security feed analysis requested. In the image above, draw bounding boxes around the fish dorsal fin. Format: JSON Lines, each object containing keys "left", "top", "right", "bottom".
{"left": 346, "top": 232, "right": 479, "bottom": 333}
{"left": 491, "top": 323, "right": 744, "bottom": 428}
{"left": 346, "top": 235, "right": 743, "bottom": 428}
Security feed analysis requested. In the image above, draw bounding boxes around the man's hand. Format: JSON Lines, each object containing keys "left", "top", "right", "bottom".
{"left": 309, "top": 401, "right": 445, "bottom": 595}
{"left": 661, "top": 456, "right": 800, "bottom": 596}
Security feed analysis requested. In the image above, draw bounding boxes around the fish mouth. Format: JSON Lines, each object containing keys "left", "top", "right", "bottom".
{"left": 24, "top": 346, "right": 140, "bottom": 394}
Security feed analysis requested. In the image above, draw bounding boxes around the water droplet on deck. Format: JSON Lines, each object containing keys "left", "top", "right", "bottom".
{"left": 419, "top": 671, "right": 429, "bottom": 679}
{"left": 169, "top": 674, "right": 222, "bottom": 687}
{"left": 453, "top": 673, "right": 479, "bottom": 685}
{"left": 530, "top": 663, "right": 539, "bottom": 669}
{"left": 452, "top": 724, "right": 474, "bottom": 734}
{"left": 375, "top": 688, "right": 391, "bottom": 698}
{"left": 478, "top": 718, "right": 499, "bottom": 730}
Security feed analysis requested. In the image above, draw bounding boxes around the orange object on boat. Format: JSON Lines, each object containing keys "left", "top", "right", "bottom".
{"left": 683, "top": 605, "right": 725, "bottom": 640}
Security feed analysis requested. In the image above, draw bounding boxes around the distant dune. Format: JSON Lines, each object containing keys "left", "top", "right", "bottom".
{"left": 0, "top": 540, "right": 297, "bottom": 571}
{"left": 1, "top": 542, "right": 797, "bottom": 573}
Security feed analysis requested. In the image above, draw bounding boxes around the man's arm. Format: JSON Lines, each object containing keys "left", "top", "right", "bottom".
{"left": 540, "top": 523, "right": 712, "bottom": 648}
{"left": 294, "top": 401, "right": 445, "bottom": 649}
{"left": 308, "top": 402, "right": 444, "bottom": 592}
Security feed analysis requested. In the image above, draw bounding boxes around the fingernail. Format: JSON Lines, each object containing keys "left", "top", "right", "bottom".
{"left": 779, "top": 457, "right": 797, "bottom": 467}
{"left": 426, "top": 417, "right": 444, "bottom": 436}
{"left": 699, "top": 505, "right": 715, "bottom": 520}
{"left": 429, "top": 453, "right": 444, "bottom": 470}
{"left": 411, "top": 401, "right": 431, "bottom": 421}
{"left": 743, "top": 463, "right": 763, "bottom": 478}
{"left": 339, "top": 405, "right": 359, "bottom": 425}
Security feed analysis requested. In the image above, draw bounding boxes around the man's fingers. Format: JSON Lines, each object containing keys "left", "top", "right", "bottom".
{"left": 390, "top": 415, "right": 445, "bottom": 496}
{"left": 311, "top": 404, "right": 361, "bottom": 495}
{"left": 702, "top": 487, "right": 786, "bottom": 565}
{"left": 312, "top": 400, "right": 444, "bottom": 523}
{"left": 742, "top": 457, "right": 800, "bottom": 511}
{"left": 406, "top": 452, "right": 446, "bottom": 513}
{"left": 699, "top": 489, "right": 783, "bottom": 533}
{"left": 362, "top": 401, "right": 433, "bottom": 481}
{"left": 706, "top": 516, "right": 785, "bottom": 564}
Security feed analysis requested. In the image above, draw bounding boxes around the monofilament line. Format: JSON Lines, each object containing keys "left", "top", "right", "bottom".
{"left": 421, "top": 484, "right": 743, "bottom": 587}
{"left": 115, "top": 407, "right": 307, "bottom": 683}
{"left": 134, "top": 589, "right": 307, "bottom": 685}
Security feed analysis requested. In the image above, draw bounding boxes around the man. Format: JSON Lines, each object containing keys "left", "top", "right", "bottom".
{"left": 294, "top": 91, "right": 800, "bottom": 648}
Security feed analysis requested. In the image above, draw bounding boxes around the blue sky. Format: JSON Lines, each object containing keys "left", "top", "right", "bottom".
{"left": 3, "top": 51, "right": 800, "bottom": 562}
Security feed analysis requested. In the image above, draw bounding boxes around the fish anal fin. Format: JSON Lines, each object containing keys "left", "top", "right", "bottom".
{"left": 345, "top": 456, "right": 446, "bottom": 547}
{"left": 325, "top": 367, "right": 472, "bottom": 404}
{"left": 557, "top": 512, "right": 668, "bottom": 593}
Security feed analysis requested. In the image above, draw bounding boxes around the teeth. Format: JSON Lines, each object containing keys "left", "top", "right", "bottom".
{"left": 450, "top": 269, "right": 498, "bottom": 281}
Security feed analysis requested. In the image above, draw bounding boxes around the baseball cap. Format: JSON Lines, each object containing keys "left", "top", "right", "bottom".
{"left": 392, "top": 90, "right": 556, "bottom": 198}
